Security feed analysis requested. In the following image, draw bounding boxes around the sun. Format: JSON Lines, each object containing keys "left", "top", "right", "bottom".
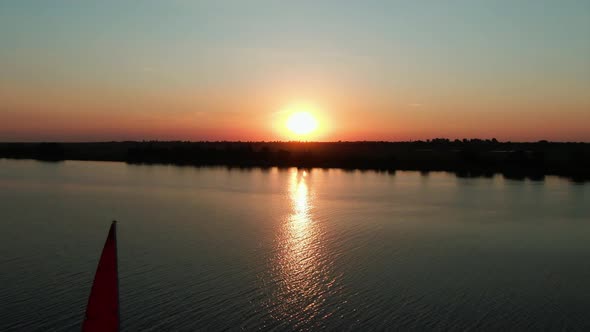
{"left": 286, "top": 112, "right": 318, "bottom": 136}
{"left": 276, "top": 102, "right": 323, "bottom": 140}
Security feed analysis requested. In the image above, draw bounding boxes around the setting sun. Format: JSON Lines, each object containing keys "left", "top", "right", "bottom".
{"left": 286, "top": 112, "right": 318, "bottom": 136}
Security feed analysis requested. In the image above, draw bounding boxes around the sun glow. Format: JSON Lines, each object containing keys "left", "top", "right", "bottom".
{"left": 286, "top": 112, "right": 318, "bottom": 136}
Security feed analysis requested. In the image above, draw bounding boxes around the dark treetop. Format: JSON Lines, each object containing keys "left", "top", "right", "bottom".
{"left": 1, "top": 139, "right": 589, "bottom": 182}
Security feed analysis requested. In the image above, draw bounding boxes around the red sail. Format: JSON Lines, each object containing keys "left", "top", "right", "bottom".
{"left": 82, "top": 221, "right": 120, "bottom": 332}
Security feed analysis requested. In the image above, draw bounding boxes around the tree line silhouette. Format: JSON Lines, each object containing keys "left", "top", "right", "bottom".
{"left": 0, "top": 140, "right": 588, "bottom": 182}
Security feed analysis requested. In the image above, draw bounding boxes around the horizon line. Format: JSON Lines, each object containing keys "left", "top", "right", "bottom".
{"left": 1, "top": 139, "right": 589, "bottom": 144}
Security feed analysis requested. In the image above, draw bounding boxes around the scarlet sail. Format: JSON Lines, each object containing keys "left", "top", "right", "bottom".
{"left": 82, "top": 221, "right": 120, "bottom": 332}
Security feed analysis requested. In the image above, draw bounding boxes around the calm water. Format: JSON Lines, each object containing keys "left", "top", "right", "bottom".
{"left": 0, "top": 159, "right": 589, "bottom": 331}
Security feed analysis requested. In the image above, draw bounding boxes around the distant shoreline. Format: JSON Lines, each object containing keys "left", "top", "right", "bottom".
{"left": 1, "top": 140, "right": 589, "bottom": 182}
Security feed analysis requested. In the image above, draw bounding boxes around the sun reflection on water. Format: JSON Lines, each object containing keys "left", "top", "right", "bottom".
{"left": 290, "top": 170, "right": 311, "bottom": 241}
{"left": 264, "top": 168, "right": 340, "bottom": 328}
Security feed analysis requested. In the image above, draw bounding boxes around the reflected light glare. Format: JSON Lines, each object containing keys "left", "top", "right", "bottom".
{"left": 290, "top": 170, "right": 311, "bottom": 235}
{"left": 263, "top": 168, "right": 340, "bottom": 327}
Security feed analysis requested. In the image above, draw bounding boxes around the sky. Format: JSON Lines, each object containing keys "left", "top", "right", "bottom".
{"left": 1, "top": 0, "right": 589, "bottom": 142}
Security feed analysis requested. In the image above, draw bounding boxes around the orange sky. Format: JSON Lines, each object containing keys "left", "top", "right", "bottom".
{"left": 2, "top": 94, "right": 589, "bottom": 142}
{"left": 1, "top": 1, "right": 589, "bottom": 142}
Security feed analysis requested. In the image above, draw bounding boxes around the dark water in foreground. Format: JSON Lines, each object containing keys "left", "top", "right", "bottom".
{"left": 0, "top": 159, "right": 589, "bottom": 331}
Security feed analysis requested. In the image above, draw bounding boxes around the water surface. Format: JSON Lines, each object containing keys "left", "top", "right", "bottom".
{"left": 0, "top": 159, "right": 589, "bottom": 331}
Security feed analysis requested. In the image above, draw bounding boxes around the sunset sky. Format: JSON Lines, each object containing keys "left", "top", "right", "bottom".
{"left": 1, "top": 1, "right": 589, "bottom": 142}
